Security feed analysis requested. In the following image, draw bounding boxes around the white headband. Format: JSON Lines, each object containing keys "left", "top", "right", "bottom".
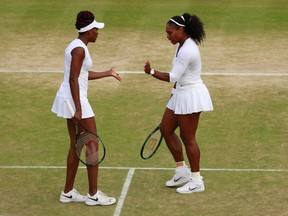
{"left": 78, "top": 20, "right": 105, "bottom": 33}
{"left": 169, "top": 18, "right": 185, "bottom": 27}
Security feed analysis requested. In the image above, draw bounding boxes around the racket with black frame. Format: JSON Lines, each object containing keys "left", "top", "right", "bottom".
{"left": 140, "top": 124, "right": 163, "bottom": 160}
{"left": 65, "top": 99, "right": 106, "bottom": 166}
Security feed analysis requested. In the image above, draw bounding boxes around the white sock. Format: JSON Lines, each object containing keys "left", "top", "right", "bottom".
{"left": 191, "top": 172, "right": 201, "bottom": 180}
{"left": 175, "top": 161, "right": 188, "bottom": 174}
{"left": 175, "top": 161, "right": 186, "bottom": 167}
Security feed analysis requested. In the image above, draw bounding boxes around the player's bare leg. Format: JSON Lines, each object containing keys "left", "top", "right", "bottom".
{"left": 160, "top": 108, "right": 183, "bottom": 162}
{"left": 80, "top": 117, "right": 98, "bottom": 196}
{"left": 176, "top": 112, "right": 205, "bottom": 194}
{"left": 161, "top": 108, "right": 191, "bottom": 187}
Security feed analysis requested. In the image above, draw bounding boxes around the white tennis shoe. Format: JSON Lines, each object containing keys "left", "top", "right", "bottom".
{"left": 85, "top": 190, "right": 116, "bottom": 206}
{"left": 60, "top": 188, "right": 86, "bottom": 203}
{"left": 176, "top": 177, "right": 205, "bottom": 194}
{"left": 166, "top": 166, "right": 191, "bottom": 187}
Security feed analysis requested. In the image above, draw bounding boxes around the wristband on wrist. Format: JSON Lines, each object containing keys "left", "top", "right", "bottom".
{"left": 150, "top": 69, "right": 155, "bottom": 76}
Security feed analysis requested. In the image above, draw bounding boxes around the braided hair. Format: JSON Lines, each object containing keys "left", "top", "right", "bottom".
{"left": 168, "top": 13, "right": 205, "bottom": 45}
{"left": 75, "top": 11, "right": 95, "bottom": 32}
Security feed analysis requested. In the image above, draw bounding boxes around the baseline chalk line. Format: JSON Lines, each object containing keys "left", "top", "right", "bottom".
{"left": 0, "top": 166, "right": 288, "bottom": 172}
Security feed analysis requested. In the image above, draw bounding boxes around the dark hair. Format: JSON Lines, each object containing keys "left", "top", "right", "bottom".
{"left": 75, "top": 11, "right": 95, "bottom": 31}
{"left": 168, "top": 13, "right": 205, "bottom": 45}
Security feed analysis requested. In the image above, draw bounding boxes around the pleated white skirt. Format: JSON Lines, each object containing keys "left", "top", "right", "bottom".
{"left": 51, "top": 96, "right": 94, "bottom": 119}
{"left": 167, "top": 83, "right": 213, "bottom": 114}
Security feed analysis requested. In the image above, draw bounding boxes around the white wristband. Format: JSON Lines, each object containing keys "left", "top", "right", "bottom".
{"left": 150, "top": 69, "right": 155, "bottom": 76}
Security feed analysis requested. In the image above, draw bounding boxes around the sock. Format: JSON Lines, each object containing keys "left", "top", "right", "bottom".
{"left": 191, "top": 172, "right": 201, "bottom": 180}
{"left": 176, "top": 161, "right": 186, "bottom": 167}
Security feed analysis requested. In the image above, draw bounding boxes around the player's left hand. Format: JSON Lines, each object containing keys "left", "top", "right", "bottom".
{"left": 110, "top": 67, "right": 121, "bottom": 81}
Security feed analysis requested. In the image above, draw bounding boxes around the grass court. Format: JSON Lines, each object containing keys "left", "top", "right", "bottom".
{"left": 0, "top": 0, "right": 288, "bottom": 215}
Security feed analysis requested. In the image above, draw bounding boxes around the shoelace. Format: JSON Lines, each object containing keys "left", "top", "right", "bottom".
{"left": 97, "top": 190, "right": 114, "bottom": 201}
{"left": 98, "top": 190, "right": 108, "bottom": 198}
{"left": 72, "top": 189, "right": 84, "bottom": 198}
{"left": 72, "top": 189, "right": 80, "bottom": 194}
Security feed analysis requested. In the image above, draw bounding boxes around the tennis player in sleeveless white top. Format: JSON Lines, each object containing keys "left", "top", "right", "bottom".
{"left": 51, "top": 11, "right": 121, "bottom": 206}
{"left": 52, "top": 39, "right": 94, "bottom": 118}
{"left": 144, "top": 13, "right": 213, "bottom": 194}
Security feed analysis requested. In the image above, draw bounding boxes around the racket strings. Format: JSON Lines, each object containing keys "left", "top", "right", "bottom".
{"left": 145, "top": 138, "right": 158, "bottom": 151}
{"left": 76, "top": 132, "right": 99, "bottom": 165}
{"left": 141, "top": 128, "right": 163, "bottom": 159}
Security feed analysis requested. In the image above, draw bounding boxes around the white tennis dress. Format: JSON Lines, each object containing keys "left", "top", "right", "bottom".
{"left": 167, "top": 38, "right": 213, "bottom": 114}
{"left": 51, "top": 39, "right": 94, "bottom": 119}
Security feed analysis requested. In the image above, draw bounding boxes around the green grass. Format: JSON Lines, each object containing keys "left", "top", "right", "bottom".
{"left": 0, "top": 73, "right": 288, "bottom": 216}
{"left": 0, "top": 0, "right": 288, "bottom": 215}
{"left": 1, "top": 0, "right": 287, "bottom": 72}
{"left": 1, "top": 0, "right": 287, "bottom": 34}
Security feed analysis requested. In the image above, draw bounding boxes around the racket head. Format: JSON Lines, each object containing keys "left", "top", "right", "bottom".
{"left": 65, "top": 99, "right": 106, "bottom": 166}
{"left": 75, "top": 129, "right": 106, "bottom": 166}
{"left": 140, "top": 124, "right": 163, "bottom": 160}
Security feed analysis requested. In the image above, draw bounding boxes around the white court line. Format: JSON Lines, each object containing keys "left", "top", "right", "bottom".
{"left": 113, "top": 168, "right": 135, "bottom": 216}
{"left": 1, "top": 166, "right": 287, "bottom": 216}
{"left": 0, "top": 70, "right": 287, "bottom": 76}
{"left": 0, "top": 166, "right": 288, "bottom": 172}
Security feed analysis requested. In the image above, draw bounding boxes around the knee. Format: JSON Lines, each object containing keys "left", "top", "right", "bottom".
{"left": 180, "top": 133, "right": 196, "bottom": 146}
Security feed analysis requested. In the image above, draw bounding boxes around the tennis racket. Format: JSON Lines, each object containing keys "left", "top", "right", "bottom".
{"left": 140, "top": 124, "right": 163, "bottom": 160}
{"left": 65, "top": 99, "right": 106, "bottom": 166}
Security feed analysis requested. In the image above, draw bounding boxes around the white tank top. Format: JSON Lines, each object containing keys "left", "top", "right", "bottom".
{"left": 57, "top": 39, "right": 92, "bottom": 98}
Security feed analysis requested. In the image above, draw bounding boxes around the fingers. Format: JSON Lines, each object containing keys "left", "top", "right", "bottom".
{"left": 113, "top": 71, "right": 121, "bottom": 81}
{"left": 72, "top": 117, "right": 80, "bottom": 125}
{"left": 110, "top": 68, "right": 121, "bottom": 81}
{"left": 144, "top": 60, "right": 150, "bottom": 68}
{"left": 72, "top": 110, "right": 82, "bottom": 125}
{"left": 144, "top": 60, "right": 151, "bottom": 74}
{"left": 115, "top": 73, "right": 121, "bottom": 81}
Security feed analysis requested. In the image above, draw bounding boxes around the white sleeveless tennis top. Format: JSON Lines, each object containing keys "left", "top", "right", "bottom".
{"left": 51, "top": 39, "right": 94, "bottom": 118}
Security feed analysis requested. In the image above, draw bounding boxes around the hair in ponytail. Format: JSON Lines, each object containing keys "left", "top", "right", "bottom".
{"left": 167, "top": 13, "right": 206, "bottom": 45}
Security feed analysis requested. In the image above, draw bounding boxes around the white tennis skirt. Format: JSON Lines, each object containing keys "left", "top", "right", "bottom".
{"left": 167, "top": 83, "right": 213, "bottom": 114}
{"left": 51, "top": 96, "right": 94, "bottom": 119}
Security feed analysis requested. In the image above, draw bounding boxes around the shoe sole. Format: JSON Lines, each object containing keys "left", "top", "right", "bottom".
{"left": 60, "top": 197, "right": 86, "bottom": 203}
{"left": 176, "top": 186, "right": 205, "bottom": 194}
{"left": 85, "top": 201, "right": 116, "bottom": 206}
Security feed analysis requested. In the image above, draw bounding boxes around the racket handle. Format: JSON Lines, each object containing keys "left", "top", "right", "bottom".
{"left": 65, "top": 99, "right": 75, "bottom": 116}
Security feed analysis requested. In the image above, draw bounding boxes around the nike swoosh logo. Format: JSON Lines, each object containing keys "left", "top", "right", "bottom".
{"left": 63, "top": 195, "right": 72, "bottom": 199}
{"left": 189, "top": 187, "right": 197, "bottom": 191}
{"left": 88, "top": 197, "right": 98, "bottom": 202}
{"left": 174, "top": 177, "right": 182, "bottom": 182}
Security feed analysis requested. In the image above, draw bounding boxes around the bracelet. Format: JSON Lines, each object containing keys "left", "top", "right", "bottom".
{"left": 150, "top": 69, "right": 155, "bottom": 76}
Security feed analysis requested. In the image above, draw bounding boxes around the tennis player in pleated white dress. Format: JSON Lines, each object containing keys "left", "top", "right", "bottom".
{"left": 51, "top": 10, "right": 120, "bottom": 206}
{"left": 166, "top": 37, "right": 213, "bottom": 114}
{"left": 144, "top": 13, "right": 213, "bottom": 194}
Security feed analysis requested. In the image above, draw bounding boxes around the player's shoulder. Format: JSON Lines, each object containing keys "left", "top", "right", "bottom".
{"left": 65, "top": 39, "right": 86, "bottom": 54}
{"left": 179, "top": 38, "right": 199, "bottom": 57}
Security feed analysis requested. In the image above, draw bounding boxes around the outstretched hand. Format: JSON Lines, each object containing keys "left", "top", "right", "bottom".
{"left": 110, "top": 67, "right": 121, "bottom": 81}
{"left": 144, "top": 60, "right": 152, "bottom": 75}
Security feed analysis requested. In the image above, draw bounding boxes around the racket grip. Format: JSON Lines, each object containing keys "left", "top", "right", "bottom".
{"left": 65, "top": 99, "right": 75, "bottom": 116}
